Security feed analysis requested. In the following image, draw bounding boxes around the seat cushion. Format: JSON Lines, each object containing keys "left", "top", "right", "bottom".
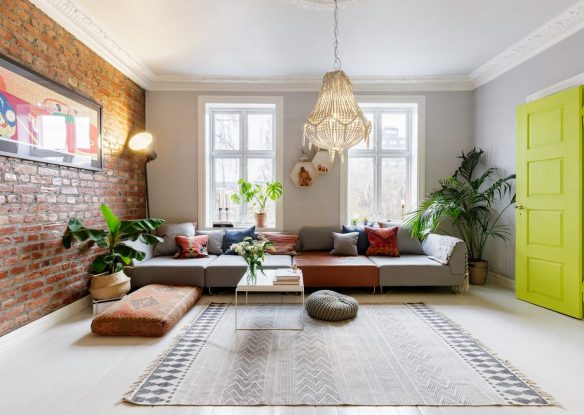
{"left": 293, "top": 252, "right": 378, "bottom": 287}
{"left": 205, "top": 254, "right": 292, "bottom": 287}
{"left": 91, "top": 284, "right": 201, "bottom": 337}
{"left": 370, "top": 255, "right": 464, "bottom": 286}
{"left": 305, "top": 290, "right": 359, "bottom": 321}
{"left": 130, "top": 255, "right": 216, "bottom": 288}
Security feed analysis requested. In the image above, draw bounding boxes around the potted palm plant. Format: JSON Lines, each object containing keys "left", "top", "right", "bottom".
{"left": 405, "top": 148, "right": 515, "bottom": 285}
{"left": 62, "top": 204, "right": 164, "bottom": 299}
{"left": 230, "top": 179, "right": 283, "bottom": 228}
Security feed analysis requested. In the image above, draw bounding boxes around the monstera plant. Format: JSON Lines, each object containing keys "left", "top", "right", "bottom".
{"left": 62, "top": 204, "right": 164, "bottom": 299}
{"left": 230, "top": 179, "right": 283, "bottom": 228}
{"left": 405, "top": 148, "right": 515, "bottom": 285}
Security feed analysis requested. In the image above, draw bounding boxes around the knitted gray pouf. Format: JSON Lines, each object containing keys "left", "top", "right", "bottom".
{"left": 305, "top": 290, "right": 359, "bottom": 321}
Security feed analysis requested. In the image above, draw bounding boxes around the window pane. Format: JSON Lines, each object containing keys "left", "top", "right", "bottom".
{"left": 214, "top": 113, "right": 240, "bottom": 150}
{"left": 380, "top": 157, "right": 407, "bottom": 221}
{"left": 347, "top": 157, "right": 375, "bottom": 222}
{"left": 351, "top": 112, "right": 374, "bottom": 151}
{"left": 214, "top": 158, "right": 240, "bottom": 223}
{"left": 247, "top": 113, "right": 273, "bottom": 151}
{"left": 381, "top": 113, "right": 408, "bottom": 150}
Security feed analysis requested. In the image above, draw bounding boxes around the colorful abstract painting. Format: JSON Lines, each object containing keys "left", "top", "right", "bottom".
{"left": 0, "top": 55, "right": 102, "bottom": 170}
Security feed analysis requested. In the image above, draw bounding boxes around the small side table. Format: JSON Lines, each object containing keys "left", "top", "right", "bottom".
{"left": 92, "top": 296, "right": 125, "bottom": 315}
{"left": 235, "top": 269, "right": 304, "bottom": 330}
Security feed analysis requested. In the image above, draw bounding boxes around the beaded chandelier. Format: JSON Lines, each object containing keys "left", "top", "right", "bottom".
{"left": 303, "top": 0, "right": 371, "bottom": 162}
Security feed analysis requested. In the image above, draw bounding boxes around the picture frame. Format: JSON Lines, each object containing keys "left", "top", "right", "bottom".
{"left": 0, "top": 54, "right": 103, "bottom": 170}
{"left": 289, "top": 161, "right": 316, "bottom": 187}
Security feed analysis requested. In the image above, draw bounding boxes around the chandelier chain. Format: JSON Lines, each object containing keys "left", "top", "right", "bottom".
{"left": 333, "top": 0, "right": 341, "bottom": 70}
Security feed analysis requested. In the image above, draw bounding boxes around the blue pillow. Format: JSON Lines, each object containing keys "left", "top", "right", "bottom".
{"left": 342, "top": 225, "right": 369, "bottom": 255}
{"left": 223, "top": 225, "right": 256, "bottom": 255}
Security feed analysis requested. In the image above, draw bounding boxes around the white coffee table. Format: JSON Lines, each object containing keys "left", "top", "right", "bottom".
{"left": 235, "top": 268, "right": 304, "bottom": 330}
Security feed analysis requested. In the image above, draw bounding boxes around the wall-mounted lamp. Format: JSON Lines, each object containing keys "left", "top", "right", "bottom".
{"left": 129, "top": 132, "right": 157, "bottom": 217}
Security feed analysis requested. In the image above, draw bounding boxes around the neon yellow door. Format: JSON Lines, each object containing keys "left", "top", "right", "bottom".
{"left": 516, "top": 86, "right": 583, "bottom": 319}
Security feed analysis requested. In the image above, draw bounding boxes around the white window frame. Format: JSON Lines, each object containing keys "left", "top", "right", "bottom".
{"left": 197, "top": 96, "right": 284, "bottom": 230}
{"left": 340, "top": 95, "right": 425, "bottom": 224}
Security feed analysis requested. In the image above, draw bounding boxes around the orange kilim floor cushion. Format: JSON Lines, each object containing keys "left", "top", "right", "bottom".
{"left": 91, "top": 284, "right": 202, "bottom": 337}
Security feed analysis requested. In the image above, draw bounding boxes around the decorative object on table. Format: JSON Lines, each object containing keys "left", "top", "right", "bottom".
{"left": 273, "top": 267, "right": 302, "bottom": 285}
{"left": 365, "top": 226, "right": 400, "bottom": 257}
{"left": 125, "top": 302, "right": 553, "bottom": 406}
{"left": 405, "top": 148, "right": 515, "bottom": 285}
{"left": 330, "top": 231, "right": 359, "bottom": 256}
{"left": 174, "top": 235, "right": 209, "bottom": 258}
{"left": 0, "top": 55, "right": 102, "bottom": 170}
{"left": 312, "top": 149, "right": 333, "bottom": 174}
{"left": 230, "top": 179, "right": 283, "bottom": 228}
{"left": 289, "top": 161, "right": 317, "bottom": 187}
{"left": 91, "top": 284, "right": 202, "bottom": 337}
{"left": 128, "top": 131, "right": 157, "bottom": 217}
{"left": 302, "top": 0, "right": 371, "bottom": 163}
{"left": 305, "top": 290, "right": 358, "bottom": 321}
{"left": 62, "top": 204, "right": 164, "bottom": 300}
{"left": 229, "top": 236, "right": 273, "bottom": 280}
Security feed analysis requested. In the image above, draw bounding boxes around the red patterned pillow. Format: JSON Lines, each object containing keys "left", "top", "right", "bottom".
{"left": 365, "top": 226, "right": 400, "bottom": 257}
{"left": 260, "top": 232, "right": 299, "bottom": 255}
{"left": 174, "top": 235, "right": 209, "bottom": 258}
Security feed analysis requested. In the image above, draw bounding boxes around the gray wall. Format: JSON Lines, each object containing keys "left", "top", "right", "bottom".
{"left": 146, "top": 90, "right": 474, "bottom": 232}
{"left": 474, "top": 29, "right": 584, "bottom": 280}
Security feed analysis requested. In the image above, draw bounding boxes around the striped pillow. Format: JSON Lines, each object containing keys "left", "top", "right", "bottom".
{"left": 260, "top": 232, "right": 299, "bottom": 255}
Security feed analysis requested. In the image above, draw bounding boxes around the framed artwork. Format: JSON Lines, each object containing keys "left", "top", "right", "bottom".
{"left": 289, "top": 161, "right": 316, "bottom": 187}
{"left": 0, "top": 55, "right": 102, "bottom": 170}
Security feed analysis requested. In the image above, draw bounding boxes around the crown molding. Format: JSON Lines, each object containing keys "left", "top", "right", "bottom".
{"left": 149, "top": 75, "right": 474, "bottom": 92}
{"left": 471, "top": 0, "right": 584, "bottom": 88}
{"left": 29, "top": 0, "right": 155, "bottom": 89}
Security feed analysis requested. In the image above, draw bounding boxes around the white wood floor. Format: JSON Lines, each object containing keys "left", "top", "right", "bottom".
{"left": 1, "top": 282, "right": 583, "bottom": 415}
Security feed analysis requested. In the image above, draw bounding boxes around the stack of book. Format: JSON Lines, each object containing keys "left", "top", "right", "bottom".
{"left": 273, "top": 268, "right": 301, "bottom": 285}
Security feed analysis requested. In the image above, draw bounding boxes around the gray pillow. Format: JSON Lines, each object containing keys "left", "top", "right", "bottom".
{"left": 153, "top": 222, "right": 196, "bottom": 256}
{"left": 330, "top": 232, "right": 359, "bottom": 256}
{"left": 196, "top": 230, "right": 224, "bottom": 255}
{"left": 379, "top": 222, "right": 424, "bottom": 254}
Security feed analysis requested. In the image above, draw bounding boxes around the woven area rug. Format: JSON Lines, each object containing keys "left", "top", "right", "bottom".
{"left": 124, "top": 303, "right": 553, "bottom": 406}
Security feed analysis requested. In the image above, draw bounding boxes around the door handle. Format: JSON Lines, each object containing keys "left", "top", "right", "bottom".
{"left": 515, "top": 204, "right": 524, "bottom": 210}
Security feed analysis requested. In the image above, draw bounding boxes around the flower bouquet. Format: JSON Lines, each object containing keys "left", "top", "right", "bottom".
{"left": 230, "top": 236, "right": 273, "bottom": 280}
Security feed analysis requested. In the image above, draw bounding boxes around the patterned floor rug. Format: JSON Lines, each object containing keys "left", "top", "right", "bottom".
{"left": 124, "top": 303, "right": 553, "bottom": 406}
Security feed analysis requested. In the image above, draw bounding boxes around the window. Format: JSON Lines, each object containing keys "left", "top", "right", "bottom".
{"left": 342, "top": 97, "right": 424, "bottom": 224}
{"left": 199, "top": 97, "right": 283, "bottom": 230}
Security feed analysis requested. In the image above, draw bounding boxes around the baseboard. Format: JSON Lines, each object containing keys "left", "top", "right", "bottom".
{"left": 0, "top": 295, "right": 91, "bottom": 352}
{"left": 489, "top": 271, "right": 515, "bottom": 290}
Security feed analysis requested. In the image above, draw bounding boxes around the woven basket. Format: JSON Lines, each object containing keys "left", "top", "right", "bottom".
{"left": 89, "top": 270, "right": 131, "bottom": 300}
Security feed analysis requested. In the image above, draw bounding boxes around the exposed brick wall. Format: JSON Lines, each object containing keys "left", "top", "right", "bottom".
{"left": 0, "top": 0, "right": 146, "bottom": 335}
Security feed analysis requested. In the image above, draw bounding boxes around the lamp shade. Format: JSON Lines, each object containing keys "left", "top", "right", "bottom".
{"left": 303, "top": 70, "right": 371, "bottom": 162}
{"left": 128, "top": 132, "right": 153, "bottom": 151}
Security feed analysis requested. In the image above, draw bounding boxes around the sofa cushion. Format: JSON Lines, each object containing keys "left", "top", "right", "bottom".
{"left": 154, "top": 222, "right": 196, "bottom": 257}
{"left": 299, "top": 226, "right": 342, "bottom": 251}
{"left": 293, "top": 251, "right": 378, "bottom": 287}
{"left": 196, "top": 230, "right": 224, "bottom": 255}
{"left": 205, "top": 254, "right": 292, "bottom": 287}
{"left": 331, "top": 232, "right": 359, "bottom": 256}
{"left": 223, "top": 226, "right": 255, "bottom": 254}
{"left": 260, "top": 232, "right": 298, "bottom": 255}
{"left": 379, "top": 222, "right": 424, "bottom": 255}
{"left": 342, "top": 225, "right": 369, "bottom": 255}
{"left": 365, "top": 226, "right": 400, "bottom": 257}
{"left": 91, "top": 284, "right": 201, "bottom": 337}
{"left": 369, "top": 255, "right": 464, "bottom": 286}
{"left": 175, "top": 235, "right": 209, "bottom": 258}
{"left": 129, "top": 255, "right": 216, "bottom": 288}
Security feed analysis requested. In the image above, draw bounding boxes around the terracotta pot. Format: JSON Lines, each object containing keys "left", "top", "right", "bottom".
{"left": 89, "top": 270, "right": 131, "bottom": 300}
{"left": 469, "top": 260, "right": 488, "bottom": 285}
{"left": 255, "top": 212, "right": 267, "bottom": 228}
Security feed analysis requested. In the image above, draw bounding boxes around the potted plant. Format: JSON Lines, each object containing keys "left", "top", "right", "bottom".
{"left": 230, "top": 236, "right": 273, "bottom": 281}
{"left": 62, "top": 204, "right": 164, "bottom": 299}
{"left": 405, "top": 148, "right": 515, "bottom": 285}
{"left": 230, "top": 179, "right": 283, "bottom": 228}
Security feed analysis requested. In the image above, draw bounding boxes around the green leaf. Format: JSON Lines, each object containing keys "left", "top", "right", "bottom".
{"left": 266, "top": 181, "right": 283, "bottom": 201}
{"left": 89, "top": 255, "right": 109, "bottom": 274}
{"left": 100, "top": 204, "right": 120, "bottom": 234}
{"left": 139, "top": 233, "right": 163, "bottom": 245}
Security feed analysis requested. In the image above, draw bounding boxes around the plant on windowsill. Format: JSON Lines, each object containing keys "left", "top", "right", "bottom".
{"left": 404, "top": 148, "right": 515, "bottom": 285}
{"left": 230, "top": 236, "right": 273, "bottom": 281}
{"left": 230, "top": 179, "right": 283, "bottom": 228}
{"left": 62, "top": 204, "right": 164, "bottom": 300}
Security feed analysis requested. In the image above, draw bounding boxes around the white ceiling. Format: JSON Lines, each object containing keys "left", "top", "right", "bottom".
{"left": 35, "top": 0, "right": 584, "bottom": 89}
